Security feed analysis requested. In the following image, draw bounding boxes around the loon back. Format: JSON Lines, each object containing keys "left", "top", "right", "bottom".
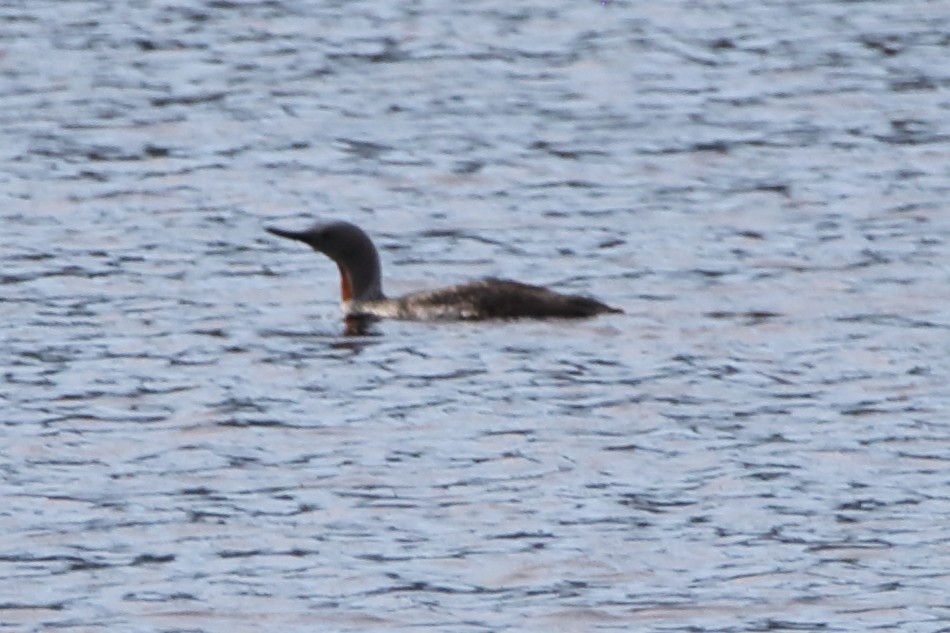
{"left": 384, "top": 278, "right": 622, "bottom": 320}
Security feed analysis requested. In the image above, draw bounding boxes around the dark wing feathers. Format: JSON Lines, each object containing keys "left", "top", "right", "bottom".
{"left": 412, "top": 278, "right": 621, "bottom": 319}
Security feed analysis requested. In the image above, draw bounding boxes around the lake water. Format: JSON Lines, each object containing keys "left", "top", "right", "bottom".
{"left": 2, "top": 0, "right": 949, "bottom": 631}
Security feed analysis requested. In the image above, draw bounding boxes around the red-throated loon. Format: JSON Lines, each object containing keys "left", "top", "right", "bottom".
{"left": 266, "top": 221, "right": 622, "bottom": 320}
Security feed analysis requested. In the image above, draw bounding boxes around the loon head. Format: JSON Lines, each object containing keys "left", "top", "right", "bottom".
{"left": 267, "top": 220, "right": 385, "bottom": 303}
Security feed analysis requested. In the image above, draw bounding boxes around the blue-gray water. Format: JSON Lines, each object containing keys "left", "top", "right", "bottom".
{"left": 2, "top": 1, "right": 949, "bottom": 631}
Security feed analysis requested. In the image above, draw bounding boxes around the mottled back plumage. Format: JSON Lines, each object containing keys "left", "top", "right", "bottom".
{"left": 393, "top": 278, "right": 621, "bottom": 320}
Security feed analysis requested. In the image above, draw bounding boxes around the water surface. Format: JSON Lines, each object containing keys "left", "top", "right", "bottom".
{"left": 2, "top": 0, "right": 949, "bottom": 631}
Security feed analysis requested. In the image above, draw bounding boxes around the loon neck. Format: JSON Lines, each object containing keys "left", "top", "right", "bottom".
{"left": 338, "top": 263, "right": 353, "bottom": 302}
{"left": 337, "top": 250, "right": 385, "bottom": 303}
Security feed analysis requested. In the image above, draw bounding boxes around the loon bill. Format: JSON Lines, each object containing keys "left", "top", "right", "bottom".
{"left": 266, "top": 220, "right": 623, "bottom": 321}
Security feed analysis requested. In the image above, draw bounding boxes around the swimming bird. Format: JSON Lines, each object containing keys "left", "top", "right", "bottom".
{"left": 266, "top": 220, "right": 622, "bottom": 321}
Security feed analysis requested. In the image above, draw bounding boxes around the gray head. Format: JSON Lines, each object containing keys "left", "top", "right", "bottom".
{"left": 266, "top": 220, "right": 385, "bottom": 302}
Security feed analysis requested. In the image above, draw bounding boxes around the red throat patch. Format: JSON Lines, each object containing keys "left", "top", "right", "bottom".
{"left": 337, "top": 263, "right": 353, "bottom": 301}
